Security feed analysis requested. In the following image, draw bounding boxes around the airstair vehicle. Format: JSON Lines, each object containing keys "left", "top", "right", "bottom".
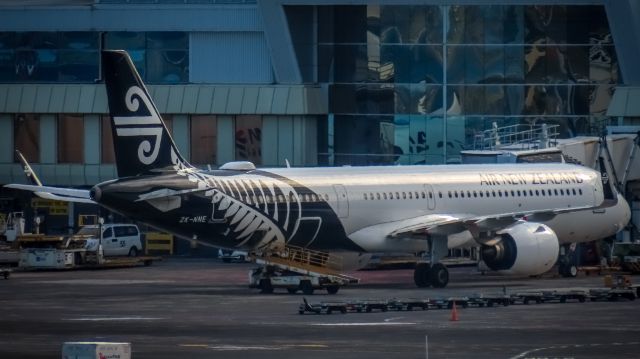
{"left": 249, "top": 245, "right": 359, "bottom": 295}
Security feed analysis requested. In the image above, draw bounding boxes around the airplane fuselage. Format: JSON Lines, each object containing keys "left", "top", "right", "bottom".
{"left": 91, "top": 163, "right": 630, "bottom": 254}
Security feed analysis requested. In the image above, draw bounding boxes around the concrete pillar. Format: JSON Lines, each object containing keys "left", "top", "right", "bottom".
{"left": 0, "top": 114, "right": 13, "bottom": 163}
{"left": 172, "top": 115, "right": 190, "bottom": 161}
{"left": 84, "top": 115, "right": 100, "bottom": 165}
{"left": 40, "top": 115, "right": 56, "bottom": 164}
{"left": 217, "top": 115, "right": 234, "bottom": 165}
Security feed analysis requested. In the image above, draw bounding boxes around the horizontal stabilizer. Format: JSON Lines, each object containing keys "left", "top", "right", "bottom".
{"left": 5, "top": 184, "right": 93, "bottom": 203}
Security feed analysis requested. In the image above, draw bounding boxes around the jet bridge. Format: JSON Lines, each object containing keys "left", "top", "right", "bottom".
{"left": 463, "top": 124, "right": 640, "bottom": 242}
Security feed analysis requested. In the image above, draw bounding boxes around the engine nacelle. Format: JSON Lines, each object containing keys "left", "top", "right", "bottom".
{"left": 481, "top": 222, "right": 559, "bottom": 276}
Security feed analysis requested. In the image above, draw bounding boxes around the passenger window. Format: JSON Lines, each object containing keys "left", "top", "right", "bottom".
{"left": 579, "top": 189, "right": 583, "bottom": 195}
{"left": 376, "top": 193, "right": 381, "bottom": 200}
{"left": 535, "top": 190, "right": 539, "bottom": 196}
{"left": 409, "top": 192, "right": 414, "bottom": 199}
{"left": 454, "top": 191, "right": 459, "bottom": 198}
{"left": 479, "top": 191, "right": 483, "bottom": 198}
{"left": 504, "top": 191, "right": 509, "bottom": 197}
{"left": 325, "top": 194, "right": 330, "bottom": 201}
{"left": 510, "top": 190, "right": 515, "bottom": 197}
{"left": 429, "top": 192, "right": 433, "bottom": 199}
{"left": 383, "top": 193, "right": 388, "bottom": 200}
{"left": 498, "top": 190, "right": 502, "bottom": 197}
{"left": 541, "top": 190, "right": 545, "bottom": 196}
{"left": 560, "top": 189, "right": 564, "bottom": 195}
{"left": 448, "top": 191, "right": 452, "bottom": 198}
{"left": 473, "top": 191, "right": 477, "bottom": 198}
{"left": 529, "top": 190, "right": 533, "bottom": 196}
{"left": 486, "top": 191, "right": 490, "bottom": 197}
{"left": 402, "top": 192, "right": 407, "bottom": 199}
{"left": 395, "top": 192, "right": 400, "bottom": 199}
{"left": 415, "top": 191, "right": 419, "bottom": 198}
{"left": 460, "top": 191, "right": 465, "bottom": 198}
{"left": 363, "top": 193, "right": 368, "bottom": 200}
{"left": 421, "top": 192, "right": 426, "bottom": 199}
{"left": 572, "top": 189, "right": 577, "bottom": 195}
{"left": 554, "top": 189, "right": 558, "bottom": 196}
{"left": 492, "top": 191, "right": 496, "bottom": 197}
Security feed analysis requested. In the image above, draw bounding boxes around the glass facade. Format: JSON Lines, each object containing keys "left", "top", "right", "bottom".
{"left": 318, "top": 5, "right": 619, "bottom": 165}
{"left": 0, "top": 31, "right": 188, "bottom": 84}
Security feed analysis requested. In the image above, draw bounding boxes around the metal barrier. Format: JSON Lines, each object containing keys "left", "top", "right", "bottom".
{"left": 145, "top": 232, "right": 173, "bottom": 255}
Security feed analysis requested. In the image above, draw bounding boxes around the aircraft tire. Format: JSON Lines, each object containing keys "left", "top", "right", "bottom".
{"left": 559, "top": 264, "right": 578, "bottom": 278}
{"left": 414, "top": 263, "right": 431, "bottom": 288}
{"left": 429, "top": 263, "right": 449, "bottom": 288}
{"left": 326, "top": 285, "right": 340, "bottom": 294}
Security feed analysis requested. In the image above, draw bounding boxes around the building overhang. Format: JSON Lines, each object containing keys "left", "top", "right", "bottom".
{"left": 607, "top": 87, "right": 640, "bottom": 117}
{"left": 0, "top": 84, "right": 327, "bottom": 115}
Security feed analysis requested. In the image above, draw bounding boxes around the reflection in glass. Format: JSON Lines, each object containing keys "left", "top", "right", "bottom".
{"left": 318, "top": 5, "right": 619, "bottom": 163}
{"left": 235, "top": 116, "right": 262, "bottom": 165}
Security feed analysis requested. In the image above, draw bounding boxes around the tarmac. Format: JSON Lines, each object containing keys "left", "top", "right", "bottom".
{"left": 0, "top": 259, "right": 639, "bottom": 359}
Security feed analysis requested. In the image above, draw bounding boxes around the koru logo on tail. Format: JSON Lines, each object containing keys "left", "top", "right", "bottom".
{"left": 113, "top": 86, "right": 163, "bottom": 165}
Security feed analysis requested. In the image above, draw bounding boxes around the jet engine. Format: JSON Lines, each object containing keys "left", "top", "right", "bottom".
{"left": 481, "top": 222, "right": 559, "bottom": 276}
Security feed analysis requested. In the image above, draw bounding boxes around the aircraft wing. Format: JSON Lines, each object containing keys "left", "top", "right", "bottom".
{"left": 4, "top": 184, "right": 95, "bottom": 204}
{"left": 384, "top": 204, "right": 599, "bottom": 242}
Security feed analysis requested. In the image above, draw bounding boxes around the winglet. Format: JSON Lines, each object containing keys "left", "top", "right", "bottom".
{"left": 15, "top": 150, "right": 42, "bottom": 186}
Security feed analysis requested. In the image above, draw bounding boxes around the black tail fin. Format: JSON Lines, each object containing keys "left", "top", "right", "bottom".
{"left": 102, "top": 50, "right": 191, "bottom": 177}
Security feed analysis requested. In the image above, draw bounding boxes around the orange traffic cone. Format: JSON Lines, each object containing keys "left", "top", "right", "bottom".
{"left": 450, "top": 301, "right": 459, "bottom": 321}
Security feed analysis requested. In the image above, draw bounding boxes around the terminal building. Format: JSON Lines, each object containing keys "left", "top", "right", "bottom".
{"left": 0, "top": 0, "right": 638, "bottom": 236}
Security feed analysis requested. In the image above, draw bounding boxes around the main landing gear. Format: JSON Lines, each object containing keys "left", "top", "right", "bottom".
{"left": 414, "top": 262, "right": 449, "bottom": 288}
{"left": 414, "top": 235, "right": 450, "bottom": 288}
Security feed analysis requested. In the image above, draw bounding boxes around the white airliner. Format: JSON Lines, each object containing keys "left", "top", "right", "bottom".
{"left": 6, "top": 51, "right": 631, "bottom": 288}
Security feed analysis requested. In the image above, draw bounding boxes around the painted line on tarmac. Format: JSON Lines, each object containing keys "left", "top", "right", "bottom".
{"left": 64, "top": 316, "right": 165, "bottom": 321}
{"left": 510, "top": 341, "right": 640, "bottom": 359}
{"left": 309, "top": 322, "right": 416, "bottom": 326}
{"left": 180, "top": 344, "right": 330, "bottom": 351}
{"left": 31, "top": 279, "right": 172, "bottom": 285}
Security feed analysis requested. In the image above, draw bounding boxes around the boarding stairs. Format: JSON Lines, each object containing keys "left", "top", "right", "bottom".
{"left": 253, "top": 245, "right": 359, "bottom": 285}
{"left": 473, "top": 123, "right": 560, "bottom": 151}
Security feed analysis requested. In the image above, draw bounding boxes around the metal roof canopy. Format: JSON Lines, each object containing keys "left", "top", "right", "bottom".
{"left": 607, "top": 87, "right": 640, "bottom": 117}
{"left": 0, "top": 84, "right": 327, "bottom": 115}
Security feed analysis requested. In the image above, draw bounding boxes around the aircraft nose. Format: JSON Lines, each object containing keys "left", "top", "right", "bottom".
{"left": 90, "top": 185, "right": 102, "bottom": 202}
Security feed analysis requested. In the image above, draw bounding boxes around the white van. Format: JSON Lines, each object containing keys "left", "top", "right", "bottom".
{"left": 78, "top": 224, "right": 142, "bottom": 257}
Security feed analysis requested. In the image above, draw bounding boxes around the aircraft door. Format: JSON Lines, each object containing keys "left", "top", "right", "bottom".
{"left": 424, "top": 184, "right": 436, "bottom": 210}
{"left": 333, "top": 184, "right": 349, "bottom": 218}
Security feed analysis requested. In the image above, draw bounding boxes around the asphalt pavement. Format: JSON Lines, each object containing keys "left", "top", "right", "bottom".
{"left": 0, "top": 259, "right": 639, "bottom": 359}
